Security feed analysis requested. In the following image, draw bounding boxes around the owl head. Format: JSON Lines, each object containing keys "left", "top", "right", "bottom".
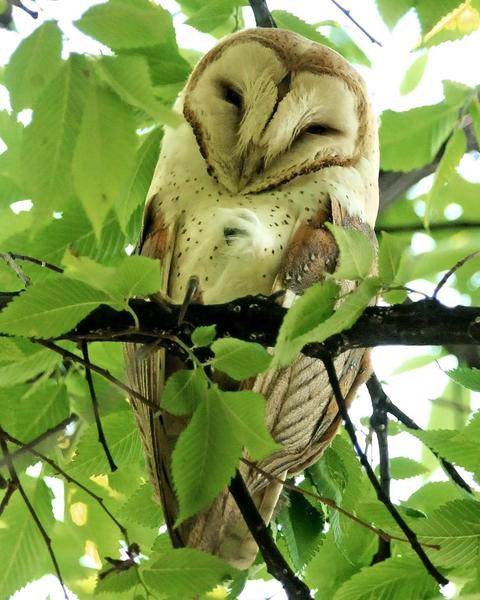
{"left": 181, "top": 28, "right": 379, "bottom": 223}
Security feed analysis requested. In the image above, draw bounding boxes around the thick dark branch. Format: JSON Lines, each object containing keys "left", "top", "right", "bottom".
{"left": 367, "top": 374, "right": 391, "bottom": 563}
{"left": 1, "top": 294, "right": 479, "bottom": 353}
{"left": 322, "top": 355, "right": 448, "bottom": 587}
{"left": 379, "top": 122, "right": 476, "bottom": 211}
{"left": 248, "top": 0, "right": 276, "bottom": 27}
{"left": 81, "top": 342, "right": 117, "bottom": 472}
{"left": 229, "top": 470, "right": 311, "bottom": 599}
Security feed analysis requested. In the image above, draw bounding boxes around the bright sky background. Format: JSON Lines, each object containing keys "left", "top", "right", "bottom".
{"left": 1, "top": 1, "right": 480, "bottom": 599}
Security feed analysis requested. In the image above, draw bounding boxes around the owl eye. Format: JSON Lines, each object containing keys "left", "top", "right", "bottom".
{"left": 223, "top": 86, "right": 243, "bottom": 109}
{"left": 305, "top": 124, "right": 332, "bottom": 135}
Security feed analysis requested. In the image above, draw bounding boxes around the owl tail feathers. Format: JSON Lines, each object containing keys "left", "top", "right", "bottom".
{"left": 179, "top": 471, "right": 286, "bottom": 570}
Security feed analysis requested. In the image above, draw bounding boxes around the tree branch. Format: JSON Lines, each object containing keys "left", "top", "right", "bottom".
{"left": 322, "top": 354, "right": 449, "bottom": 587}
{"left": 0, "top": 428, "right": 68, "bottom": 599}
{"left": 81, "top": 341, "right": 117, "bottom": 472}
{"left": 248, "top": 0, "right": 276, "bottom": 27}
{"left": 379, "top": 122, "right": 477, "bottom": 212}
{"left": 228, "top": 470, "right": 311, "bottom": 600}
{"left": 0, "top": 414, "right": 78, "bottom": 470}
{"left": 329, "top": 0, "right": 382, "bottom": 46}
{"left": 367, "top": 374, "right": 391, "bottom": 563}
{"left": 1, "top": 428, "right": 131, "bottom": 543}
{"left": 1, "top": 294, "right": 479, "bottom": 355}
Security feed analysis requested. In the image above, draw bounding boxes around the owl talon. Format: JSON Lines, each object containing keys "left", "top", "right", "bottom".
{"left": 178, "top": 275, "right": 203, "bottom": 325}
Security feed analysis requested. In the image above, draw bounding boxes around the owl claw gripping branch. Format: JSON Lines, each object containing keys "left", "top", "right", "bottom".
{"left": 124, "top": 28, "right": 379, "bottom": 569}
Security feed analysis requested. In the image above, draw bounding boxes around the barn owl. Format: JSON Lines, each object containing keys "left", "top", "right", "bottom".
{"left": 124, "top": 28, "right": 379, "bottom": 570}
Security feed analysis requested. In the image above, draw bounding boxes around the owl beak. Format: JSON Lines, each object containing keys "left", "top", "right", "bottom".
{"left": 238, "top": 151, "right": 264, "bottom": 190}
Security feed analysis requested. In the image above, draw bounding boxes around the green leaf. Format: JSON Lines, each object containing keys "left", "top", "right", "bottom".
{"left": 274, "top": 280, "right": 339, "bottom": 367}
{"left": 119, "top": 482, "right": 163, "bottom": 529}
{"left": 143, "top": 547, "right": 239, "bottom": 598}
{"left": 172, "top": 386, "right": 241, "bottom": 523}
{"left": 271, "top": 10, "right": 330, "bottom": 45}
{"left": 95, "top": 568, "right": 137, "bottom": 595}
{"left": 415, "top": 0, "right": 462, "bottom": 34}
{"left": 380, "top": 84, "right": 470, "bottom": 171}
{"left": 448, "top": 366, "right": 480, "bottom": 391}
{"left": 219, "top": 389, "right": 281, "bottom": 460}
{"left": 406, "top": 412, "right": 480, "bottom": 477}
{"left": 274, "top": 278, "right": 379, "bottom": 368}
{"left": 162, "top": 369, "right": 208, "bottom": 415}
{"left": 0, "top": 480, "right": 54, "bottom": 599}
{"left": 388, "top": 457, "right": 429, "bottom": 479}
{"left": 326, "top": 223, "right": 373, "bottom": 280}
{"left": 278, "top": 490, "right": 324, "bottom": 571}
{"left": 11, "top": 381, "right": 69, "bottom": 442}
{"left": 377, "top": 231, "right": 408, "bottom": 285}
{"left": 63, "top": 253, "right": 161, "bottom": 309}
{"left": 400, "top": 52, "right": 428, "bottom": 96}
{"left": 5, "top": 21, "right": 62, "bottom": 112}
{"left": 0, "top": 277, "right": 110, "bottom": 337}
{"left": 191, "top": 325, "right": 216, "bottom": 347}
{"left": 0, "top": 339, "right": 61, "bottom": 385}
{"left": 19, "top": 56, "right": 90, "bottom": 223}
{"left": 333, "top": 555, "right": 438, "bottom": 600}
{"left": 71, "top": 411, "right": 142, "bottom": 476}
{"left": 96, "top": 55, "right": 181, "bottom": 127}
{"left": 172, "top": 386, "right": 278, "bottom": 522}
{"left": 75, "top": 0, "right": 176, "bottom": 50}
{"left": 72, "top": 84, "right": 136, "bottom": 237}
{"left": 415, "top": 500, "right": 480, "bottom": 568}
{"left": 470, "top": 99, "right": 480, "bottom": 148}
{"left": 376, "top": 0, "right": 411, "bottom": 29}
{"left": 392, "top": 348, "right": 444, "bottom": 375}
{"left": 419, "top": 1, "right": 480, "bottom": 47}
{"left": 211, "top": 337, "right": 271, "bottom": 379}
{"left": 116, "top": 127, "right": 162, "bottom": 232}
{"left": 305, "top": 532, "right": 359, "bottom": 597}
{"left": 185, "top": 0, "right": 246, "bottom": 33}
{"left": 424, "top": 127, "right": 467, "bottom": 227}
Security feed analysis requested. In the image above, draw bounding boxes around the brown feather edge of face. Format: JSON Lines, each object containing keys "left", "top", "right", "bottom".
{"left": 182, "top": 29, "right": 373, "bottom": 190}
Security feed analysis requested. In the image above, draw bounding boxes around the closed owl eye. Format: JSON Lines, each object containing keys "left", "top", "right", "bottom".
{"left": 305, "top": 123, "right": 336, "bottom": 135}
{"left": 223, "top": 85, "right": 243, "bottom": 109}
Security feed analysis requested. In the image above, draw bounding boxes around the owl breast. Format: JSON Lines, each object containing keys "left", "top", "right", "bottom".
{"left": 155, "top": 163, "right": 333, "bottom": 304}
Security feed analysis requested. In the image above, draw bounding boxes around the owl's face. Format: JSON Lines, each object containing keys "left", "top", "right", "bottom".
{"left": 182, "top": 28, "right": 378, "bottom": 212}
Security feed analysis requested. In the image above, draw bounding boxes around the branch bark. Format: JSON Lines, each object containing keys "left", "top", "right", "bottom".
{"left": 1, "top": 294, "right": 478, "bottom": 355}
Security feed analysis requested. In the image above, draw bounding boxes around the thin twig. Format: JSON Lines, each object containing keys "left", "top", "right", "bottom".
{"left": 242, "top": 459, "right": 439, "bottom": 550}
{"left": 81, "top": 342, "right": 117, "bottom": 472}
{"left": 37, "top": 340, "right": 158, "bottom": 411}
{"left": 329, "top": 0, "right": 382, "bottom": 46}
{"left": 0, "top": 414, "right": 78, "bottom": 469}
{"left": 0, "top": 252, "right": 31, "bottom": 286}
{"left": 367, "top": 373, "right": 391, "bottom": 563}
{"left": 1, "top": 427, "right": 130, "bottom": 542}
{"left": 248, "top": 0, "right": 276, "bottom": 27}
{"left": 386, "top": 401, "right": 473, "bottom": 495}
{"left": 9, "top": 0, "right": 38, "bottom": 19}
{"left": 0, "top": 428, "right": 68, "bottom": 599}
{"left": 322, "top": 354, "right": 448, "bottom": 587}
{"left": 378, "top": 221, "right": 480, "bottom": 234}
{"left": 228, "top": 470, "right": 311, "bottom": 599}
{"left": 0, "top": 253, "right": 63, "bottom": 274}
{"left": 0, "top": 479, "right": 17, "bottom": 517}
{"left": 433, "top": 251, "right": 480, "bottom": 299}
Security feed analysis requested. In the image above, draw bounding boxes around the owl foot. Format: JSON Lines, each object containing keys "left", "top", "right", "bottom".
{"left": 178, "top": 275, "right": 203, "bottom": 325}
